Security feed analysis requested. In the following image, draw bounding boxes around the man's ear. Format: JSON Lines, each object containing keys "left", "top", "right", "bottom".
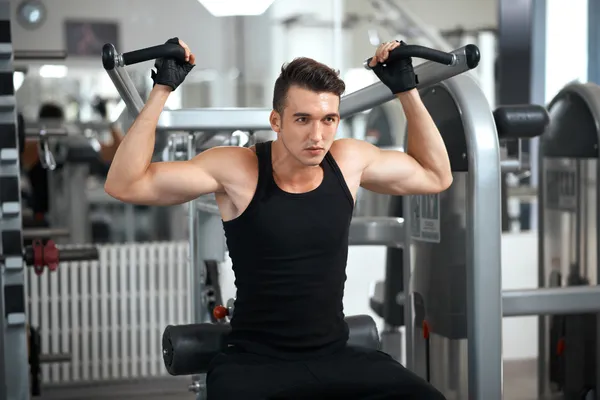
{"left": 269, "top": 110, "right": 281, "bottom": 133}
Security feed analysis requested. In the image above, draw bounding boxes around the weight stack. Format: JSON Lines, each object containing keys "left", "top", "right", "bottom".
{"left": 0, "top": 2, "right": 32, "bottom": 399}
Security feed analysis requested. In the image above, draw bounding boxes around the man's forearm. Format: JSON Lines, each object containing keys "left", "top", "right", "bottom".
{"left": 106, "top": 85, "right": 171, "bottom": 191}
{"left": 397, "top": 89, "right": 452, "bottom": 182}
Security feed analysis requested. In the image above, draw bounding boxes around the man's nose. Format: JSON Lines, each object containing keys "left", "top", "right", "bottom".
{"left": 308, "top": 122, "right": 323, "bottom": 142}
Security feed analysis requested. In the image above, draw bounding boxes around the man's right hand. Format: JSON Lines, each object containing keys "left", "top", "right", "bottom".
{"left": 151, "top": 37, "right": 196, "bottom": 91}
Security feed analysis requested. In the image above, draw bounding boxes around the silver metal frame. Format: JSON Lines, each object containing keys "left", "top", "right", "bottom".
{"left": 403, "top": 73, "right": 503, "bottom": 398}
{"left": 429, "top": 73, "right": 503, "bottom": 398}
{"left": 448, "top": 74, "right": 504, "bottom": 399}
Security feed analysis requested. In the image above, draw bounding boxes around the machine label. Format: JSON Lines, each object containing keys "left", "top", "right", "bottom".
{"left": 545, "top": 167, "right": 577, "bottom": 211}
{"left": 410, "top": 194, "right": 441, "bottom": 243}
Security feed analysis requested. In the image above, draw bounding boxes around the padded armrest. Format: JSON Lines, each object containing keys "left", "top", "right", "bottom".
{"left": 346, "top": 314, "right": 381, "bottom": 351}
{"left": 162, "top": 323, "right": 231, "bottom": 376}
{"left": 162, "top": 315, "right": 381, "bottom": 376}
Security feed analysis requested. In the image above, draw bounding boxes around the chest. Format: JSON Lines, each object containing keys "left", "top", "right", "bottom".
{"left": 254, "top": 191, "right": 353, "bottom": 254}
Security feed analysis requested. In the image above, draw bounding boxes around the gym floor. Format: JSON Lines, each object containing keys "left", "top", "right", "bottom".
{"left": 37, "top": 359, "right": 561, "bottom": 400}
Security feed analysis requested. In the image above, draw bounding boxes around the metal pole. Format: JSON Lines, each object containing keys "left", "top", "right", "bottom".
{"left": 187, "top": 133, "right": 197, "bottom": 324}
{"left": 14, "top": 50, "right": 67, "bottom": 60}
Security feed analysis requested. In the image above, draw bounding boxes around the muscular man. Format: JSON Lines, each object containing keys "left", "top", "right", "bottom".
{"left": 105, "top": 38, "right": 451, "bottom": 399}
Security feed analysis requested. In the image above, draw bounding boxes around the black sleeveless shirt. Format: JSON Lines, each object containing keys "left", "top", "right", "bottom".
{"left": 222, "top": 141, "right": 354, "bottom": 358}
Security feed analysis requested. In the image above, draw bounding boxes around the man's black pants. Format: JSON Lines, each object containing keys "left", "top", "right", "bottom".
{"left": 206, "top": 345, "right": 446, "bottom": 399}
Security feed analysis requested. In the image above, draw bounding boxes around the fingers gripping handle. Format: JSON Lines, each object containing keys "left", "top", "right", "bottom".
{"left": 363, "top": 44, "right": 458, "bottom": 70}
{"left": 102, "top": 43, "right": 186, "bottom": 70}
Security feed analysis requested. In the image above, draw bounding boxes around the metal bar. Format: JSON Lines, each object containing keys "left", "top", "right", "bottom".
{"left": 158, "top": 108, "right": 272, "bottom": 132}
{"left": 500, "top": 159, "right": 521, "bottom": 172}
{"left": 14, "top": 50, "right": 67, "bottom": 61}
{"left": 133, "top": 46, "right": 477, "bottom": 132}
{"left": 187, "top": 135, "right": 198, "bottom": 323}
{"left": 105, "top": 67, "right": 144, "bottom": 116}
{"left": 503, "top": 286, "right": 600, "bottom": 317}
{"left": 114, "top": 67, "right": 145, "bottom": 114}
{"left": 25, "top": 127, "right": 68, "bottom": 137}
{"left": 447, "top": 74, "right": 503, "bottom": 399}
{"left": 56, "top": 247, "right": 99, "bottom": 262}
{"left": 402, "top": 195, "right": 414, "bottom": 370}
{"left": 533, "top": 0, "right": 548, "bottom": 394}
{"left": 348, "top": 217, "right": 404, "bottom": 248}
{"left": 25, "top": 121, "right": 112, "bottom": 137}
{"left": 22, "top": 228, "right": 69, "bottom": 240}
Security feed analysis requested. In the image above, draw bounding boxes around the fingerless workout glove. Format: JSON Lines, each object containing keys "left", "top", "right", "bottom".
{"left": 151, "top": 37, "right": 195, "bottom": 91}
{"left": 371, "top": 41, "right": 419, "bottom": 94}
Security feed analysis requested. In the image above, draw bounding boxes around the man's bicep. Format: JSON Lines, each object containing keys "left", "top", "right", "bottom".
{"left": 126, "top": 159, "right": 218, "bottom": 205}
{"left": 360, "top": 150, "right": 443, "bottom": 195}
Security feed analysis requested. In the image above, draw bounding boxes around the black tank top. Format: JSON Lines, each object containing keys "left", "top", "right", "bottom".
{"left": 222, "top": 140, "right": 354, "bottom": 358}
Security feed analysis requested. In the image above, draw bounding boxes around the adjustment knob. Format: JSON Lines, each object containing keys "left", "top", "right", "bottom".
{"left": 213, "top": 305, "right": 228, "bottom": 320}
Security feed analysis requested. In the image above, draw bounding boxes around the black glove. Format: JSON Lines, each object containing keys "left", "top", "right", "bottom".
{"left": 151, "top": 37, "right": 195, "bottom": 91}
{"left": 371, "top": 41, "right": 419, "bottom": 94}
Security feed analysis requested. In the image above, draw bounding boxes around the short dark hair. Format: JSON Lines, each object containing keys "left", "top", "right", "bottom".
{"left": 272, "top": 57, "right": 345, "bottom": 115}
{"left": 38, "top": 103, "right": 64, "bottom": 120}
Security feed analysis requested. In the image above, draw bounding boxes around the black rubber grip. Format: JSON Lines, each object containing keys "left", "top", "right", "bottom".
{"left": 465, "top": 44, "right": 481, "bottom": 69}
{"left": 365, "top": 44, "right": 455, "bottom": 68}
{"left": 102, "top": 43, "right": 186, "bottom": 70}
{"left": 122, "top": 44, "right": 186, "bottom": 66}
{"left": 102, "top": 43, "right": 117, "bottom": 70}
{"left": 59, "top": 247, "right": 99, "bottom": 262}
{"left": 493, "top": 104, "right": 550, "bottom": 139}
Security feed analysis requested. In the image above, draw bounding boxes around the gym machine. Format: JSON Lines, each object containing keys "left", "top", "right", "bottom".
{"left": 404, "top": 80, "right": 548, "bottom": 398}
{"left": 401, "top": 69, "right": 600, "bottom": 399}
{"left": 22, "top": 119, "right": 115, "bottom": 244}
{"left": 102, "top": 39, "right": 480, "bottom": 398}
{"left": 0, "top": 5, "right": 98, "bottom": 398}
{"left": 537, "top": 82, "right": 600, "bottom": 399}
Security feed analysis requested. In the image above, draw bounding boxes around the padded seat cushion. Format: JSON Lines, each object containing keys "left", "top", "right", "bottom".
{"left": 162, "top": 314, "right": 380, "bottom": 376}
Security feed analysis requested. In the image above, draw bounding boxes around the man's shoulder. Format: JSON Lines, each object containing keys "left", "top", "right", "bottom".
{"left": 330, "top": 138, "right": 373, "bottom": 164}
{"left": 194, "top": 146, "right": 258, "bottom": 179}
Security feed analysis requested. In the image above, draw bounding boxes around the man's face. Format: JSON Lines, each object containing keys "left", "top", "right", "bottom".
{"left": 270, "top": 85, "right": 340, "bottom": 167}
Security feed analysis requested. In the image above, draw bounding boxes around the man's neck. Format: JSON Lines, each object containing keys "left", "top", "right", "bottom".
{"left": 271, "top": 140, "right": 322, "bottom": 185}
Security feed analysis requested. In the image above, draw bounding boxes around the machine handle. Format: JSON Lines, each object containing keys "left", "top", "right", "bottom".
{"left": 122, "top": 44, "right": 186, "bottom": 66}
{"left": 493, "top": 105, "right": 549, "bottom": 139}
{"left": 102, "top": 43, "right": 186, "bottom": 70}
{"left": 364, "top": 44, "right": 462, "bottom": 70}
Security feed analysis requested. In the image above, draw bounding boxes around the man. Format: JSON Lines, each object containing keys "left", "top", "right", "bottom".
{"left": 105, "top": 38, "right": 451, "bottom": 399}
